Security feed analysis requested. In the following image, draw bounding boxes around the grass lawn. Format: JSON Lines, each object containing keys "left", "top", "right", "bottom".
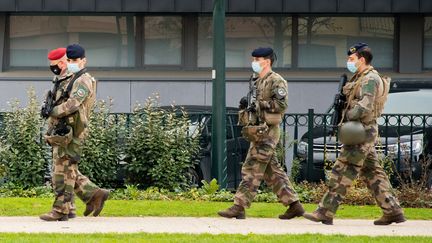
{"left": 0, "top": 233, "right": 431, "bottom": 243}
{"left": 0, "top": 198, "right": 430, "bottom": 220}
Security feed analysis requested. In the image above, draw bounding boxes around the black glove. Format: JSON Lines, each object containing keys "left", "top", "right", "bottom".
{"left": 239, "top": 96, "right": 248, "bottom": 110}
{"left": 247, "top": 102, "right": 256, "bottom": 113}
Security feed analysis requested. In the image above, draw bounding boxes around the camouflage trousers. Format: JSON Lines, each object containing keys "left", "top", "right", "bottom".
{"left": 234, "top": 143, "right": 299, "bottom": 208}
{"left": 52, "top": 146, "right": 99, "bottom": 214}
{"left": 319, "top": 142, "right": 402, "bottom": 217}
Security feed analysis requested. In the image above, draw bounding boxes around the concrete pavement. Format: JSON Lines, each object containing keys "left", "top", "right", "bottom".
{"left": 0, "top": 217, "right": 431, "bottom": 236}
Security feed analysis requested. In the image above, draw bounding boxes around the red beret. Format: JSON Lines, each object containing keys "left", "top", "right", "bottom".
{"left": 47, "top": 48, "right": 66, "bottom": 61}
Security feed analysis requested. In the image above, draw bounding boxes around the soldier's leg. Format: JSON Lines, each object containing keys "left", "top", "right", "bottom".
{"left": 359, "top": 149, "right": 405, "bottom": 225}
{"left": 40, "top": 150, "right": 75, "bottom": 221}
{"left": 51, "top": 156, "right": 74, "bottom": 214}
{"left": 233, "top": 143, "right": 273, "bottom": 208}
{"left": 73, "top": 166, "right": 99, "bottom": 203}
{"left": 318, "top": 144, "right": 369, "bottom": 217}
{"left": 72, "top": 164, "right": 109, "bottom": 217}
{"left": 264, "top": 155, "right": 305, "bottom": 219}
{"left": 263, "top": 156, "right": 298, "bottom": 206}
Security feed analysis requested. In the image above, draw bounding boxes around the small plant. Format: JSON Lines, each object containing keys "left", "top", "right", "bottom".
{"left": 200, "top": 179, "right": 220, "bottom": 195}
{"left": 290, "top": 157, "right": 301, "bottom": 181}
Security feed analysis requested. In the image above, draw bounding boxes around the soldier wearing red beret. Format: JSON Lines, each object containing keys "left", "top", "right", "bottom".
{"left": 40, "top": 45, "right": 109, "bottom": 221}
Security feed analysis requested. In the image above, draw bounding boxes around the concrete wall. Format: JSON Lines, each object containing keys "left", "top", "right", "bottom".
{"left": 0, "top": 79, "right": 337, "bottom": 114}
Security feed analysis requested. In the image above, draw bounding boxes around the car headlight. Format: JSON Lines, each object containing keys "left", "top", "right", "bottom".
{"left": 298, "top": 141, "right": 308, "bottom": 155}
{"left": 387, "top": 140, "right": 423, "bottom": 155}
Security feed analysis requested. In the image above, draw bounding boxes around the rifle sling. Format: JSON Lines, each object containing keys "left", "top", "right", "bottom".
{"left": 54, "top": 68, "right": 88, "bottom": 106}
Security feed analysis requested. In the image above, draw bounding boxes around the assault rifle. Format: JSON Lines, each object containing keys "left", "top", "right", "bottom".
{"left": 330, "top": 74, "right": 348, "bottom": 133}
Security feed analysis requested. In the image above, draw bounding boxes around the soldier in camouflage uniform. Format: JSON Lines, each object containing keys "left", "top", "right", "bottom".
{"left": 218, "top": 47, "right": 304, "bottom": 219}
{"left": 40, "top": 44, "right": 109, "bottom": 221}
{"left": 303, "top": 43, "right": 406, "bottom": 225}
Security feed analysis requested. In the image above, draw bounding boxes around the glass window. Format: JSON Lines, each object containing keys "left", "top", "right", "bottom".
{"left": 424, "top": 17, "right": 432, "bottom": 69}
{"left": 9, "top": 16, "right": 136, "bottom": 67}
{"left": 198, "top": 16, "right": 292, "bottom": 68}
{"left": 144, "top": 16, "right": 182, "bottom": 65}
{"left": 298, "top": 17, "right": 394, "bottom": 68}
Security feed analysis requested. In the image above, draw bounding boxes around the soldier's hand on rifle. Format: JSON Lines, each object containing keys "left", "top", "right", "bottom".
{"left": 239, "top": 96, "right": 248, "bottom": 110}
{"left": 258, "top": 100, "right": 271, "bottom": 110}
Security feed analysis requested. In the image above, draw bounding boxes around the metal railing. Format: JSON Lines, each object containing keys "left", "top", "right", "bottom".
{"left": 1, "top": 109, "right": 431, "bottom": 186}
{"left": 281, "top": 109, "right": 432, "bottom": 182}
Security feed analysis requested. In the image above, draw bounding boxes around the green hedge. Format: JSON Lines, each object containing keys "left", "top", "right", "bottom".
{"left": 0, "top": 89, "right": 201, "bottom": 190}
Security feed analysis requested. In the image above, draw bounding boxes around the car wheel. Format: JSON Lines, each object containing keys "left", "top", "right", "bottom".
{"left": 188, "top": 166, "right": 204, "bottom": 187}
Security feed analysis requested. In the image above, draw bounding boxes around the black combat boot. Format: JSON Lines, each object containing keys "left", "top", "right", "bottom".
{"left": 84, "top": 189, "right": 110, "bottom": 217}
{"left": 279, "top": 200, "right": 305, "bottom": 220}
{"left": 218, "top": 205, "right": 246, "bottom": 219}
{"left": 39, "top": 210, "right": 68, "bottom": 221}
{"left": 374, "top": 212, "right": 406, "bottom": 225}
{"left": 303, "top": 208, "right": 334, "bottom": 225}
{"left": 68, "top": 210, "right": 76, "bottom": 219}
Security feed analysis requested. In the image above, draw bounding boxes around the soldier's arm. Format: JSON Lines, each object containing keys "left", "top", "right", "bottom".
{"left": 50, "top": 78, "right": 91, "bottom": 118}
{"left": 259, "top": 78, "right": 288, "bottom": 114}
{"left": 346, "top": 76, "right": 377, "bottom": 121}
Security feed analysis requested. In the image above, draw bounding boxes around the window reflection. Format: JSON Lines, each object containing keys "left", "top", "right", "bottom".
{"left": 9, "top": 16, "right": 136, "bottom": 67}
{"left": 198, "top": 17, "right": 292, "bottom": 68}
{"left": 298, "top": 17, "right": 394, "bottom": 68}
{"left": 144, "top": 16, "right": 182, "bottom": 65}
{"left": 424, "top": 17, "right": 432, "bottom": 69}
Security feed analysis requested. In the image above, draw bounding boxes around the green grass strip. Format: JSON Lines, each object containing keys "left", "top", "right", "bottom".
{"left": 0, "top": 198, "right": 430, "bottom": 220}
{"left": 0, "top": 233, "right": 431, "bottom": 243}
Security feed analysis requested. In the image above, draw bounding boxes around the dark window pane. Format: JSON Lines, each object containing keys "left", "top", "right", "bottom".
{"left": 424, "top": 17, "right": 432, "bottom": 69}
{"left": 198, "top": 16, "right": 292, "bottom": 68}
{"left": 9, "top": 16, "right": 136, "bottom": 67}
{"left": 144, "top": 16, "right": 182, "bottom": 65}
{"left": 298, "top": 17, "right": 394, "bottom": 68}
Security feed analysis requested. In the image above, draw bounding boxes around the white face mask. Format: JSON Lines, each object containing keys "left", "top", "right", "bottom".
{"left": 67, "top": 63, "right": 81, "bottom": 73}
{"left": 251, "top": 61, "right": 263, "bottom": 73}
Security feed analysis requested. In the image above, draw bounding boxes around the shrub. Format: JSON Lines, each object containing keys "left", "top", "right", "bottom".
{"left": 0, "top": 88, "right": 49, "bottom": 188}
{"left": 124, "top": 95, "right": 201, "bottom": 190}
{"left": 80, "top": 99, "right": 126, "bottom": 188}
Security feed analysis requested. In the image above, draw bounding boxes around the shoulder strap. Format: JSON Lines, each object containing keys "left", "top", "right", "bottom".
{"left": 62, "top": 68, "right": 88, "bottom": 99}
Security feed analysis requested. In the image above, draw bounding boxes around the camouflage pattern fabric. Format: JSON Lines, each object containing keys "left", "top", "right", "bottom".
{"left": 318, "top": 67, "right": 403, "bottom": 218}
{"left": 234, "top": 143, "right": 299, "bottom": 207}
{"left": 48, "top": 72, "right": 99, "bottom": 214}
{"left": 52, "top": 146, "right": 99, "bottom": 214}
{"left": 235, "top": 71, "right": 298, "bottom": 208}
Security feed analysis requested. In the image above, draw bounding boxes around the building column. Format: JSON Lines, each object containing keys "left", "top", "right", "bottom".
{"left": 398, "top": 15, "right": 424, "bottom": 73}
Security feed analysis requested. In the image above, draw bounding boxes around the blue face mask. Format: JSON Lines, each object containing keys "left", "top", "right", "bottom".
{"left": 67, "top": 63, "right": 81, "bottom": 73}
{"left": 251, "top": 61, "right": 262, "bottom": 73}
{"left": 346, "top": 61, "right": 358, "bottom": 73}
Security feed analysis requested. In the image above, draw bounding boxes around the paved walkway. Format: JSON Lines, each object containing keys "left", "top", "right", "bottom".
{"left": 0, "top": 217, "right": 431, "bottom": 236}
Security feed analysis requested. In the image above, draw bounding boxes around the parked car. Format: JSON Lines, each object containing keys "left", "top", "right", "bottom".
{"left": 297, "top": 88, "right": 432, "bottom": 185}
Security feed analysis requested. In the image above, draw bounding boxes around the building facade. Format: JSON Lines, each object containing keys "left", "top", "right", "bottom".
{"left": 0, "top": 0, "right": 431, "bottom": 113}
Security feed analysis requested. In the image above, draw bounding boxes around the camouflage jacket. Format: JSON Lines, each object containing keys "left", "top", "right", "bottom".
{"left": 50, "top": 71, "right": 97, "bottom": 141}
{"left": 342, "top": 66, "right": 386, "bottom": 142}
{"left": 255, "top": 71, "right": 288, "bottom": 146}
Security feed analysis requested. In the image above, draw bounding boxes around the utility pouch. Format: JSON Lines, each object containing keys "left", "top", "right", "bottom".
{"left": 241, "top": 123, "right": 269, "bottom": 142}
{"left": 263, "top": 111, "right": 282, "bottom": 125}
{"left": 45, "top": 125, "right": 73, "bottom": 147}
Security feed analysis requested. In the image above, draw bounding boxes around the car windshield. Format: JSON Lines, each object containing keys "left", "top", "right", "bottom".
{"left": 383, "top": 89, "right": 432, "bottom": 114}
